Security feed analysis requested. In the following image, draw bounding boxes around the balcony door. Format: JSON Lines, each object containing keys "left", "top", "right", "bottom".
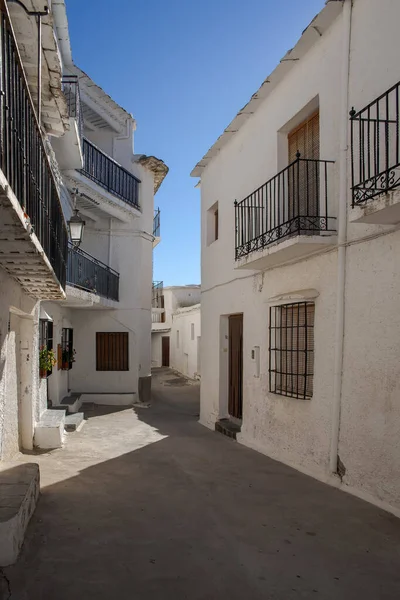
{"left": 288, "top": 111, "right": 320, "bottom": 223}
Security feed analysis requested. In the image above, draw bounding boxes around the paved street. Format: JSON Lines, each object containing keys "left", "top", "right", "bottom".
{"left": 2, "top": 368, "right": 400, "bottom": 599}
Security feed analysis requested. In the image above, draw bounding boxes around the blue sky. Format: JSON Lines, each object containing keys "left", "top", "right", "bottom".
{"left": 66, "top": 0, "right": 325, "bottom": 285}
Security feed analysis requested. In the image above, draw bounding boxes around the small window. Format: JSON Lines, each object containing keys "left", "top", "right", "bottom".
{"left": 96, "top": 332, "right": 129, "bottom": 371}
{"left": 61, "top": 328, "right": 74, "bottom": 371}
{"left": 191, "top": 323, "right": 195, "bottom": 341}
{"left": 269, "top": 302, "right": 315, "bottom": 399}
{"left": 39, "top": 319, "right": 54, "bottom": 376}
{"left": 207, "top": 201, "right": 219, "bottom": 245}
{"left": 177, "top": 330, "right": 180, "bottom": 349}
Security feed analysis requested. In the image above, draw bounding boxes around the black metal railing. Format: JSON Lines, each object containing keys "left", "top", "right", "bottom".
{"left": 0, "top": 5, "right": 68, "bottom": 287}
{"left": 62, "top": 75, "right": 83, "bottom": 140}
{"left": 80, "top": 137, "right": 140, "bottom": 209}
{"left": 153, "top": 207, "right": 160, "bottom": 237}
{"left": 235, "top": 156, "right": 336, "bottom": 260}
{"left": 350, "top": 81, "right": 400, "bottom": 206}
{"left": 152, "top": 280, "right": 163, "bottom": 308}
{"left": 67, "top": 245, "right": 119, "bottom": 301}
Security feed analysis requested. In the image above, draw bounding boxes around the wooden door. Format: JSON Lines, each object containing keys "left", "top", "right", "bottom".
{"left": 162, "top": 336, "right": 170, "bottom": 367}
{"left": 288, "top": 111, "right": 320, "bottom": 220}
{"left": 228, "top": 314, "right": 243, "bottom": 419}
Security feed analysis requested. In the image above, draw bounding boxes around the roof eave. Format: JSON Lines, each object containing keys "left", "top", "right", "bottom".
{"left": 191, "top": 0, "right": 343, "bottom": 178}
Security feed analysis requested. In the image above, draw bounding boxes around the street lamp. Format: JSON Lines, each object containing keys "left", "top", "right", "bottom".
{"left": 6, "top": 0, "right": 49, "bottom": 127}
{"left": 67, "top": 190, "right": 85, "bottom": 249}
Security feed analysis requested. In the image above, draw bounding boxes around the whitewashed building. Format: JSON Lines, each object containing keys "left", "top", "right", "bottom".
{"left": 43, "top": 64, "right": 167, "bottom": 430}
{"left": 192, "top": 0, "right": 400, "bottom": 517}
{"left": 170, "top": 304, "right": 201, "bottom": 379}
{"left": 151, "top": 285, "right": 200, "bottom": 376}
{"left": 0, "top": 0, "right": 167, "bottom": 458}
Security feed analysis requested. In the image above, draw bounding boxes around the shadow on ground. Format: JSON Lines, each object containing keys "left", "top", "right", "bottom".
{"left": 3, "top": 371, "right": 400, "bottom": 599}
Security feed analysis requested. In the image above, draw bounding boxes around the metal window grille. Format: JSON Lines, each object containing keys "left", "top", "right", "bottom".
{"left": 39, "top": 319, "right": 54, "bottom": 376}
{"left": 61, "top": 328, "right": 74, "bottom": 371}
{"left": 96, "top": 332, "right": 129, "bottom": 371}
{"left": 269, "top": 302, "right": 315, "bottom": 399}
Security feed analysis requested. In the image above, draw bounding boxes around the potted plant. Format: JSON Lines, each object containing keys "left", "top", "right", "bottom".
{"left": 61, "top": 348, "right": 76, "bottom": 370}
{"left": 39, "top": 346, "right": 57, "bottom": 378}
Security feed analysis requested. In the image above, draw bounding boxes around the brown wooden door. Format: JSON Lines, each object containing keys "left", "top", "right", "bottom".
{"left": 229, "top": 314, "right": 243, "bottom": 419}
{"left": 288, "top": 111, "right": 320, "bottom": 220}
{"left": 162, "top": 336, "right": 170, "bottom": 367}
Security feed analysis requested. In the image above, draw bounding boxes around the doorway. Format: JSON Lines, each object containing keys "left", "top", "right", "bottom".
{"left": 161, "top": 336, "right": 170, "bottom": 367}
{"left": 228, "top": 314, "right": 243, "bottom": 419}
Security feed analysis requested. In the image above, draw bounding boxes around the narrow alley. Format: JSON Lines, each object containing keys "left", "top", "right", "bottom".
{"left": 2, "top": 369, "right": 400, "bottom": 600}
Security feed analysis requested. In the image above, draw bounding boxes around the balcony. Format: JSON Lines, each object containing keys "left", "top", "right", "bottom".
{"left": 67, "top": 246, "right": 119, "bottom": 302}
{"left": 51, "top": 76, "right": 84, "bottom": 171}
{"left": 235, "top": 157, "right": 336, "bottom": 270}
{"left": 0, "top": 6, "right": 68, "bottom": 299}
{"left": 350, "top": 81, "right": 400, "bottom": 224}
{"left": 152, "top": 281, "right": 166, "bottom": 329}
{"left": 153, "top": 208, "right": 161, "bottom": 248}
{"left": 79, "top": 138, "right": 140, "bottom": 210}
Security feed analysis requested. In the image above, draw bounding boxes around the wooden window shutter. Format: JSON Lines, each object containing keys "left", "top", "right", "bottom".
{"left": 288, "top": 111, "right": 320, "bottom": 162}
{"left": 96, "top": 332, "right": 129, "bottom": 371}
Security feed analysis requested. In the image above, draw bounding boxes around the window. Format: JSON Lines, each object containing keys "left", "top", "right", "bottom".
{"left": 39, "top": 319, "right": 53, "bottom": 376}
{"left": 96, "top": 332, "right": 129, "bottom": 371}
{"left": 207, "top": 201, "right": 219, "bottom": 245}
{"left": 191, "top": 323, "right": 195, "bottom": 341}
{"left": 177, "top": 330, "right": 180, "bottom": 349}
{"left": 269, "top": 302, "right": 315, "bottom": 399}
{"left": 61, "top": 328, "right": 74, "bottom": 370}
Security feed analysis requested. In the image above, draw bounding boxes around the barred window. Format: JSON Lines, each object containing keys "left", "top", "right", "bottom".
{"left": 61, "top": 328, "right": 74, "bottom": 371}
{"left": 269, "top": 302, "right": 315, "bottom": 399}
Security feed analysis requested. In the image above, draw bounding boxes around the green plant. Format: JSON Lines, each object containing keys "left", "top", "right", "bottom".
{"left": 39, "top": 346, "right": 57, "bottom": 373}
{"left": 62, "top": 348, "right": 76, "bottom": 365}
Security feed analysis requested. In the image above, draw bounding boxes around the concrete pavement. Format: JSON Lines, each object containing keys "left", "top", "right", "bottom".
{"left": 2, "top": 368, "right": 400, "bottom": 599}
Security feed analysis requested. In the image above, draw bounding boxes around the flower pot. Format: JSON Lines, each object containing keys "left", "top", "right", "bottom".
{"left": 40, "top": 368, "right": 48, "bottom": 379}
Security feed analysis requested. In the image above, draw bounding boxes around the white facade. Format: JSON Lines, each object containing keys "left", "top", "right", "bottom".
{"left": 151, "top": 286, "right": 200, "bottom": 371}
{"left": 0, "top": 0, "right": 167, "bottom": 458}
{"left": 192, "top": 0, "right": 400, "bottom": 517}
{"left": 170, "top": 304, "right": 201, "bottom": 379}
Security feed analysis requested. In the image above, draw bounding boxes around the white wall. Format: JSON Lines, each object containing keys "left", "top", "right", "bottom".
{"left": 197, "top": 0, "right": 400, "bottom": 515}
{"left": 0, "top": 268, "right": 43, "bottom": 459}
{"left": 151, "top": 286, "right": 201, "bottom": 365}
{"left": 46, "top": 152, "right": 156, "bottom": 403}
{"left": 170, "top": 305, "right": 201, "bottom": 379}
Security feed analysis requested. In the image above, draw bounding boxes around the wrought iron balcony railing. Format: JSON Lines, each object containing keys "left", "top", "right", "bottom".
{"left": 350, "top": 81, "right": 400, "bottom": 206}
{"left": 62, "top": 75, "right": 83, "bottom": 140}
{"left": 153, "top": 207, "right": 160, "bottom": 237}
{"left": 0, "top": 4, "right": 68, "bottom": 288}
{"left": 67, "top": 245, "right": 119, "bottom": 301}
{"left": 235, "top": 156, "right": 336, "bottom": 260}
{"left": 80, "top": 137, "right": 140, "bottom": 209}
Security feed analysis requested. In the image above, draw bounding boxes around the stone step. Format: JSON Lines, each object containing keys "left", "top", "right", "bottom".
{"left": 59, "top": 393, "right": 82, "bottom": 414}
{"left": 0, "top": 463, "right": 40, "bottom": 566}
{"left": 215, "top": 419, "right": 241, "bottom": 440}
{"left": 64, "top": 412, "right": 85, "bottom": 433}
{"left": 34, "top": 409, "right": 66, "bottom": 449}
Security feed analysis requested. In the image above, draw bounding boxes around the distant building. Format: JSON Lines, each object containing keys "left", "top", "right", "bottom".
{"left": 192, "top": 0, "right": 400, "bottom": 517}
{"left": 151, "top": 285, "right": 200, "bottom": 377}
